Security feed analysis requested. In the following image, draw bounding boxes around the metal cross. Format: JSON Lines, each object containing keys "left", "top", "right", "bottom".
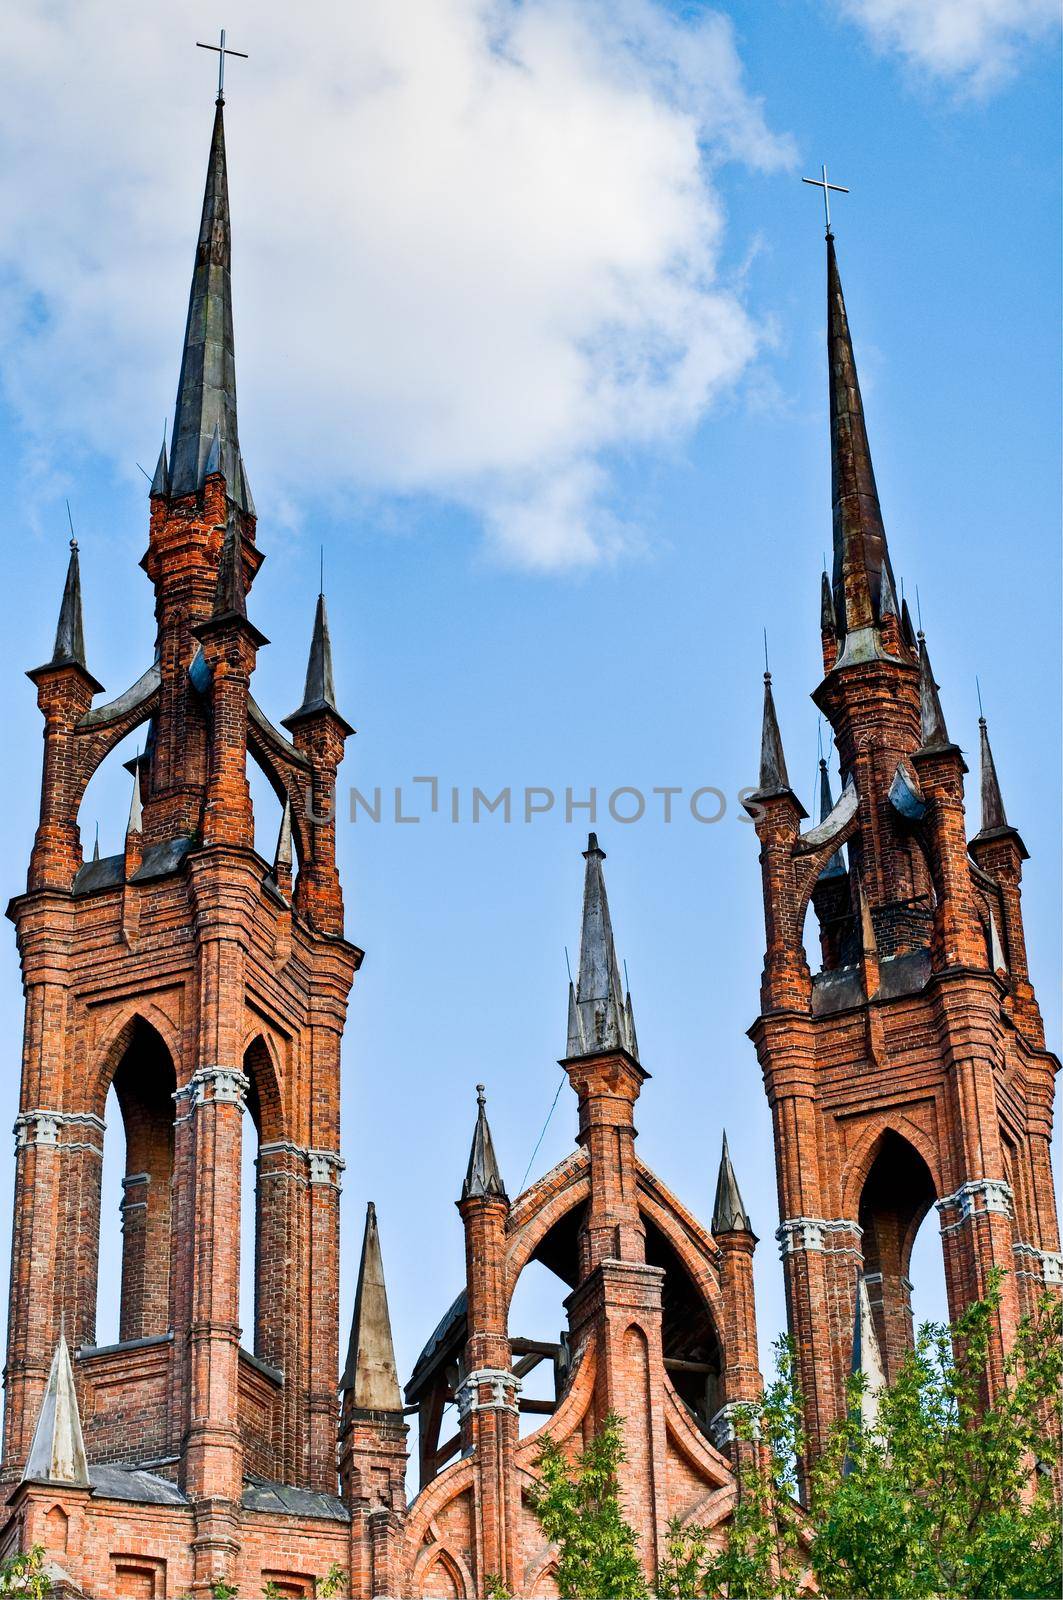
{"left": 196, "top": 29, "right": 248, "bottom": 102}
{"left": 802, "top": 164, "right": 849, "bottom": 233}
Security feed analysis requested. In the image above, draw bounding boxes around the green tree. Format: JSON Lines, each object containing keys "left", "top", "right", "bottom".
{"left": 529, "top": 1411, "right": 649, "bottom": 1599}
{"left": 654, "top": 1281, "right": 1062, "bottom": 1600}
{"left": 0, "top": 1546, "right": 48, "bottom": 1599}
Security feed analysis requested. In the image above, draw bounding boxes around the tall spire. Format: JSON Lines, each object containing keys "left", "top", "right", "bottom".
{"left": 23, "top": 1327, "right": 89, "bottom": 1487}
{"left": 712, "top": 1132, "right": 752, "bottom": 1235}
{"left": 978, "top": 716, "right": 1008, "bottom": 833}
{"left": 462, "top": 1085, "right": 507, "bottom": 1201}
{"left": 917, "top": 635, "right": 950, "bottom": 750}
{"left": 757, "top": 672, "right": 791, "bottom": 794}
{"left": 51, "top": 540, "right": 88, "bottom": 671}
{"left": 168, "top": 99, "right": 250, "bottom": 506}
{"left": 566, "top": 834, "right": 638, "bottom": 1060}
{"left": 827, "top": 234, "right": 899, "bottom": 640}
{"left": 340, "top": 1202, "right": 402, "bottom": 1411}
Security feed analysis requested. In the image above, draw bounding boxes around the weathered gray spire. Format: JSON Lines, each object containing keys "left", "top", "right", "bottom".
{"left": 340, "top": 1202, "right": 402, "bottom": 1411}
{"left": 849, "top": 1274, "right": 885, "bottom": 1436}
{"left": 462, "top": 1084, "right": 507, "bottom": 1201}
{"left": 827, "top": 234, "right": 899, "bottom": 638}
{"left": 149, "top": 437, "right": 170, "bottom": 498}
{"left": 566, "top": 834, "right": 638, "bottom": 1061}
{"left": 978, "top": 717, "right": 1007, "bottom": 833}
{"left": 23, "top": 1328, "right": 89, "bottom": 1487}
{"left": 900, "top": 597, "right": 918, "bottom": 652}
{"left": 712, "top": 1132, "right": 752, "bottom": 1235}
{"left": 127, "top": 758, "right": 143, "bottom": 836}
{"left": 820, "top": 569, "right": 836, "bottom": 634}
{"left": 274, "top": 796, "right": 293, "bottom": 874}
{"left": 168, "top": 99, "right": 251, "bottom": 509}
{"left": 917, "top": 635, "right": 950, "bottom": 750}
{"left": 758, "top": 672, "right": 790, "bottom": 793}
{"left": 817, "top": 758, "right": 847, "bottom": 878}
{"left": 50, "top": 541, "right": 88, "bottom": 671}
{"left": 284, "top": 591, "right": 349, "bottom": 730}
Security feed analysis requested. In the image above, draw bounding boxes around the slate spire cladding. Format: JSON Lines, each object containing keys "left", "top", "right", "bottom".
{"left": 168, "top": 98, "right": 251, "bottom": 508}
{"left": 712, "top": 1133, "right": 752, "bottom": 1235}
{"left": 916, "top": 633, "right": 951, "bottom": 750}
{"left": 22, "top": 1330, "right": 89, "bottom": 1488}
{"left": 462, "top": 1085, "right": 507, "bottom": 1201}
{"left": 341, "top": 1203, "right": 402, "bottom": 1411}
{"left": 978, "top": 715, "right": 1008, "bottom": 833}
{"left": 827, "top": 234, "right": 900, "bottom": 641}
{"left": 566, "top": 833, "right": 638, "bottom": 1060}
{"left": 50, "top": 541, "right": 88, "bottom": 672}
{"left": 285, "top": 590, "right": 350, "bottom": 732}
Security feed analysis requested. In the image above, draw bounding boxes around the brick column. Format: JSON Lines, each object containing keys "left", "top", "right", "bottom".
{"left": 712, "top": 1227, "right": 761, "bottom": 1463}
{"left": 457, "top": 1187, "right": 520, "bottom": 1594}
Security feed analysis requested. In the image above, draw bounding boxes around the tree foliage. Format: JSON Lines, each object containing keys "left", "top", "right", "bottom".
{"left": 529, "top": 1411, "right": 649, "bottom": 1599}
{"left": 658, "top": 1280, "right": 1062, "bottom": 1600}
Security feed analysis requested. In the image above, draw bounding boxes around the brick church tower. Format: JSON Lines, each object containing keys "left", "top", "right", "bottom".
{"left": 1, "top": 90, "right": 363, "bottom": 1592}
{"left": 746, "top": 228, "right": 1061, "bottom": 1466}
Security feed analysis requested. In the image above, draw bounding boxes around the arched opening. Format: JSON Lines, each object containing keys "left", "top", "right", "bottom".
{"left": 644, "top": 1216, "right": 723, "bottom": 1433}
{"left": 858, "top": 1131, "right": 937, "bottom": 1380}
{"left": 507, "top": 1259, "right": 571, "bottom": 1438}
{"left": 240, "top": 1036, "right": 287, "bottom": 1369}
{"left": 77, "top": 726, "right": 148, "bottom": 868}
{"left": 239, "top": 1060, "right": 263, "bottom": 1355}
{"left": 246, "top": 750, "right": 285, "bottom": 866}
{"left": 95, "top": 1019, "right": 177, "bottom": 1346}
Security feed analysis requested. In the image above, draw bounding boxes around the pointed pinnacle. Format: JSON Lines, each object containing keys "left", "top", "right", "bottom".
{"left": 567, "top": 833, "right": 637, "bottom": 1060}
{"left": 817, "top": 758, "right": 846, "bottom": 878}
{"left": 712, "top": 1132, "right": 752, "bottom": 1235}
{"left": 275, "top": 795, "right": 293, "bottom": 873}
{"left": 340, "top": 1202, "right": 402, "bottom": 1411}
{"left": 900, "top": 597, "right": 918, "bottom": 651}
{"left": 917, "top": 635, "right": 950, "bottom": 750}
{"left": 127, "top": 758, "right": 143, "bottom": 836}
{"left": 51, "top": 540, "right": 88, "bottom": 671}
{"left": 758, "top": 672, "right": 790, "bottom": 793}
{"left": 827, "top": 234, "right": 898, "bottom": 637}
{"left": 169, "top": 99, "right": 242, "bottom": 499}
{"left": 23, "top": 1327, "right": 89, "bottom": 1487}
{"left": 149, "top": 437, "right": 170, "bottom": 498}
{"left": 978, "top": 717, "right": 1008, "bottom": 833}
{"left": 820, "top": 569, "right": 836, "bottom": 634}
{"left": 283, "top": 590, "right": 350, "bottom": 731}
{"left": 462, "top": 1084, "right": 507, "bottom": 1201}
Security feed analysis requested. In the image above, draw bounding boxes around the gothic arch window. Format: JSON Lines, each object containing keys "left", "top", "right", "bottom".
{"left": 76, "top": 727, "right": 147, "bottom": 869}
{"left": 857, "top": 1130, "right": 938, "bottom": 1378}
{"left": 418, "top": 1548, "right": 467, "bottom": 1599}
{"left": 246, "top": 748, "right": 286, "bottom": 866}
{"left": 95, "top": 1018, "right": 177, "bottom": 1346}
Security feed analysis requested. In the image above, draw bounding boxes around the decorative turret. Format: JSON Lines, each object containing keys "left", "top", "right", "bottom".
{"left": 167, "top": 98, "right": 252, "bottom": 509}
{"left": 22, "top": 1329, "right": 89, "bottom": 1488}
{"left": 709, "top": 1134, "right": 761, "bottom": 1460}
{"left": 29, "top": 540, "right": 103, "bottom": 695}
{"left": 566, "top": 833, "right": 638, "bottom": 1062}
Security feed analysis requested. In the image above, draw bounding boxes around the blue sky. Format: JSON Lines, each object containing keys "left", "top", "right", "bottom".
{"left": 0, "top": 0, "right": 1058, "bottom": 1445}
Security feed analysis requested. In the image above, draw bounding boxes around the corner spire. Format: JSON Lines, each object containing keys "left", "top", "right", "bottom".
{"left": 23, "top": 1327, "right": 89, "bottom": 1487}
{"left": 149, "top": 436, "right": 169, "bottom": 498}
{"left": 51, "top": 540, "right": 88, "bottom": 671}
{"left": 127, "top": 757, "right": 143, "bottom": 836}
{"left": 758, "top": 672, "right": 790, "bottom": 794}
{"left": 917, "top": 634, "right": 950, "bottom": 750}
{"left": 168, "top": 99, "right": 251, "bottom": 508}
{"left": 566, "top": 834, "right": 638, "bottom": 1061}
{"left": 827, "top": 234, "right": 899, "bottom": 640}
{"left": 283, "top": 589, "right": 351, "bottom": 732}
{"left": 340, "top": 1202, "right": 402, "bottom": 1411}
{"left": 462, "top": 1085, "right": 507, "bottom": 1201}
{"left": 978, "top": 716, "right": 1007, "bottom": 833}
{"left": 274, "top": 796, "right": 293, "bottom": 874}
{"left": 712, "top": 1132, "right": 752, "bottom": 1235}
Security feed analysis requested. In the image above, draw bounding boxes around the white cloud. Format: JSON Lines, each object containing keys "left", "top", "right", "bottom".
{"left": 835, "top": 0, "right": 1059, "bottom": 93}
{"left": 0, "top": 0, "right": 792, "bottom": 569}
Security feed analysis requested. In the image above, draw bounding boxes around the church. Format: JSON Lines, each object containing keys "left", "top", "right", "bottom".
{"left": 0, "top": 82, "right": 1057, "bottom": 1600}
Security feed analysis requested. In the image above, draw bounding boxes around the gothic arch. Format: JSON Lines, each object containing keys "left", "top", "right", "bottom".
{"left": 241, "top": 1032, "right": 286, "bottom": 1145}
{"left": 851, "top": 1127, "right": 939, "bottom": 1378}
{"left": 840, "top": 1115, "right": 942, "bottom": 1222}
{"left": 413, "top": 1544, "right": 472, "bottom": 1599}
{"left": 88, "top": 1004, "right": 184, "bottom": 1122}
